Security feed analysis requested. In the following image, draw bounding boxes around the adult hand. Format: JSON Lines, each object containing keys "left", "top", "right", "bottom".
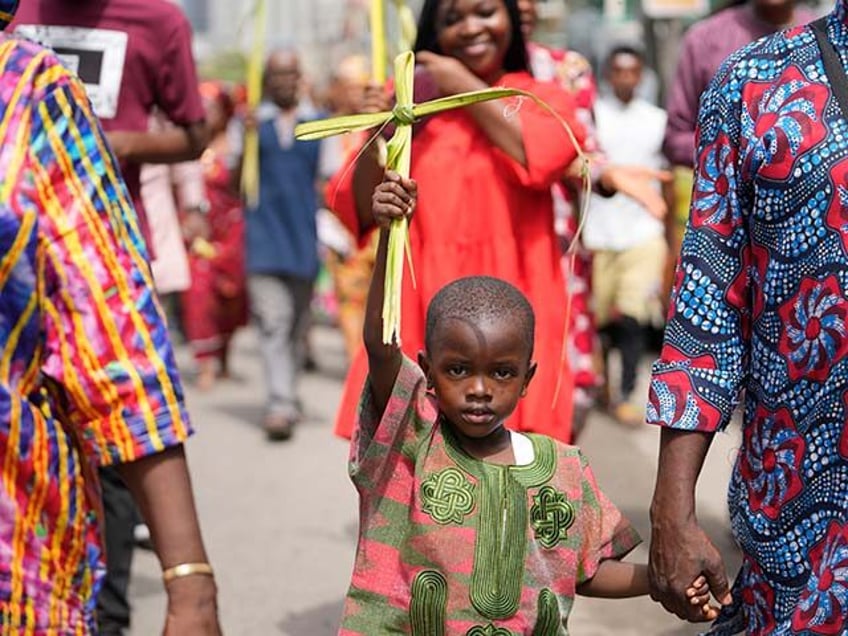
{"left": 649, "top": 516, "right": 732, "bottom": 622}
{"left": 163, "top": 575, "right": 221, "bottom": 635}
{"left": 362, "top": 82, "right": 392, "bottom": 114}
{"left": 599, "top": 164, "right": 673, "bottom": 220}
{"left": 242, "top": 109, "right": 259, "bottom": 132}
{"left": 415, "top": 51, "right": 483, "bottom": 96}
{"left": 182, "top": 208, "right": 211, "bottom": 243}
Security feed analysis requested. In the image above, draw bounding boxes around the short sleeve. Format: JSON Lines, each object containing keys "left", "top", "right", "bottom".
{"left": 493, "top": 80, "right": 585, "bottom": 190}
{"left": 647, "top": 54, "right": 751, "bottom": 434}
{"left": 349, "top": 355, "right": 437, "bottom": 490}
{"left": 33, "top": 70, "right": 192, "bottom": 466}
{"left": 154, "top": 10, "right": 204, "bottom": 126}
{"left": 575, "top": 452, "right": 641, "bottom": 585}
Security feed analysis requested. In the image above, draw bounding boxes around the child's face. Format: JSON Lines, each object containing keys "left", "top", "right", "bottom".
{"left": 420, "top": 315, "right": 536, "bottom": 440}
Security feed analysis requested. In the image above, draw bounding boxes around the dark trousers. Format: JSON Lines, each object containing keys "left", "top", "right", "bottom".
{"left": 97, "top": 466, "right": 135, "bottom": 635}
{"left": 601, "top": 315, "right": 644, "bottom": 401}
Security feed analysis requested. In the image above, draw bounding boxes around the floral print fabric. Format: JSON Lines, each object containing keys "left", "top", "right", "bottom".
{"left": 648, "top": 5, "right": 848, "bottom": 633}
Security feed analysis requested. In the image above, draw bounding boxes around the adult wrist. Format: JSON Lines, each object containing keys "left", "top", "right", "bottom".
{"left": 163, "top": 562, "right": 215, "bottom": 585}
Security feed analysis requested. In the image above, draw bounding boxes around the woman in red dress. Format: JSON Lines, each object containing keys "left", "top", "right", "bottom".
{"left": 182, "top": 82, "right": 248, "bottom": 390}
{"left": 331, "top": 0, "right": 586, "bottom": 442}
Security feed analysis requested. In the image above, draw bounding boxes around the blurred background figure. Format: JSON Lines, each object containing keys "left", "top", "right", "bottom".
{"left": 584, "top": 46, "right": 670, "bottom": 427}
{"left": 662, "top": 0, "right": 815, "bottom": 298}
{"left": 238, "top": 48, "right": 339, "bottom": 442}
{"left": 181, "top": 81, "right": 248, "bottom": 391}
{"left": 321, "top": 54, "right": 377, "bottom": 363}
{"left": 141, "top": 114, "right": 209, "bottom": 335}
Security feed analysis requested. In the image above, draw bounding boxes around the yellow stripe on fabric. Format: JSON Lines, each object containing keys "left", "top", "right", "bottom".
{"left": 61, "top": 78, "right": 161, "bottom": 324}
{"left": 28, "top": 413, "right": 52, "bottom": 584}
{"left": 40, "top": 298, "right": 114, "bottom": 453}
{"left": 36, "top": 116, "right": 157, "bottom": 455}
{"left": 0, "top": 48, "right": 49, "bottom": 198}
{"left": 47, "top": 421, "right": 71, "bottom": 621}
{"left": 0, "top": 289, "right": 37, "bottom": 384}
{"left": 41, "top": 255, "right": 134, "bottom": 459}
{"left": 7, "top": 398, "right": 25, "bottom": 620}
{"left": 40, "top": 89, "right": 187, "bottom": 448}
{"left": 32, "top": 169, "right": 120, "bottom": 432}
{"left": 0, "top": 211, "right": 36, "bottom": 305}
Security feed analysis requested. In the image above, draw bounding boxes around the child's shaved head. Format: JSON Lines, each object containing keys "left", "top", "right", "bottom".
{"left": 425, "top": 276, "right": 535, "bottom": 357}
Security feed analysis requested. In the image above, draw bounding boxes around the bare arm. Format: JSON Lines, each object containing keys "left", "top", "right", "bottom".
{"left": 117, "top": 446, "right": 220, "bottom": 634}
{"left": 363, "top": 172, "right": 418, "bottom": 417}
{"left": 577, "top": 561, "right": 649, "bottom": 598}
{"left": 416, "top": 52, "right": 526, "bottom": 166}
{"left": 108, "top": 121, "right": 210, "bottom": 165}
{"left": 649, "top": 429, "right": 732, "bottom": 620}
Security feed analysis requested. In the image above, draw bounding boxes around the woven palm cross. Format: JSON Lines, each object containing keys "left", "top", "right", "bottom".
{"left": 295, "top": 51, "right": 588, "bottom": 345}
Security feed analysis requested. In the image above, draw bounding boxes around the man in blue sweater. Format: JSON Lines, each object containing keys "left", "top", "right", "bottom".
{"left": 246, "top": 48, "right": 336, "bottom": 441}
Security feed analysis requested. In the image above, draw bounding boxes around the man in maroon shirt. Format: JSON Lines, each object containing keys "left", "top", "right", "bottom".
{"left": 11, "top": 2, "right": 209, "bottom": 634}
{"left": 13, "top": 0, "right": 209, "bottom": 250}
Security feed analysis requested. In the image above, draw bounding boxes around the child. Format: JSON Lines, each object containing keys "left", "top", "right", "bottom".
{"left": 340, "top": 171, "right": 717, "bottom": 634}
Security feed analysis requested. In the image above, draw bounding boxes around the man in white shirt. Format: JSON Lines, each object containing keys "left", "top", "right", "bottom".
{"left": 585, "top": 46, "right": 671, "bottom": 426}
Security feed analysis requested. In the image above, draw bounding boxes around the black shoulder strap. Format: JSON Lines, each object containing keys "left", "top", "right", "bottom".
{"left": 812, "top": 16, "right": 848, "bottom": 120}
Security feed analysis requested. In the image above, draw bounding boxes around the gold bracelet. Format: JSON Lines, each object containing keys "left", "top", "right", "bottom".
{"left": 162, "top": 562, "right": 215, "bottom": 584}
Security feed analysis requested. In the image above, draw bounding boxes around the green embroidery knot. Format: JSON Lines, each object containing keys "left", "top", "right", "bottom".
{"left": 466, "top": 624, "right": 514, "bottom": 636}
{"left": 421, "top": 467, "right": 475, "bottom": 525}
{"left": 530, "top": 486, "right": 575, "bottom": 549}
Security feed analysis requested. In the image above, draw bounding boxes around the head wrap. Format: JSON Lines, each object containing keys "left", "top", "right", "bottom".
{"left": 0, "top": 0, "right": 18, "bottom": 31}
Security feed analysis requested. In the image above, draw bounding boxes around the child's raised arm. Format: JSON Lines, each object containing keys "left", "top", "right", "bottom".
{"left": 363, "top": 170, "right": 418, "bottom": 418}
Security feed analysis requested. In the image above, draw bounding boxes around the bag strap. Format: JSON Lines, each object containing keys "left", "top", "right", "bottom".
{"left": 812, "top": 16, "right": 848, "bottom": 121}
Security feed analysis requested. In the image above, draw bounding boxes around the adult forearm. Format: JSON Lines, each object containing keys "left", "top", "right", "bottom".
{"left": 650, "top": 428, "right": 713, "bottom": 524}
{"left": 353, "top": 146, "right": 384, "bottom": 232}
{"left": 111, "top": 124, "right": 209, "bottom": 165}
{"left": 117, "top": 445, "right": 209, "bottom": 568}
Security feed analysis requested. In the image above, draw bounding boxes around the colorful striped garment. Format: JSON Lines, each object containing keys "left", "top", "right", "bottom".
{"left": 0, "top": 36, "right": 191, "bottom": 633}
{"left": 342, "top": 356, "right": 640, "bottom": 634}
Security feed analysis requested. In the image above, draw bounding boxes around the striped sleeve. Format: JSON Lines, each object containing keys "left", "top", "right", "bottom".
{"left": 31, "top": 62, "right": 192, "bottom": 465}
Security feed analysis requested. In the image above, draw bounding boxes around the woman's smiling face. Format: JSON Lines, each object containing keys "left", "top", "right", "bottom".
{"left": 435, "top": 0, "right": 512, "bottom": 83}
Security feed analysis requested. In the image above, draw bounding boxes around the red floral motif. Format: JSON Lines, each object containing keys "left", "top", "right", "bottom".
{"left": 691, "top": 134, "right": 740, "bottom": 235}
{"left": 739, "top": 558, "right": 777, "bottom": 635}
{"left": 825, "top": 157, "right": 848, "bottom": 255}
{"left": 777, "top": 275, "right": 848, "bottom": 382}
{"left": 740, "top": 66, "right": 828, "bottom": 181}
{"left": 647, "top": 347, "right": 723, "bottom": 431}
{"left": 739, "top": 406, "right": 805, "bottom": 519}
{"left": 792, "top": 520, "right": 848, "bottom": 634}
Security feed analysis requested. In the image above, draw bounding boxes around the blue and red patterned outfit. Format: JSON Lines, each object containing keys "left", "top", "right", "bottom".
{"left": 648, "top": 2, "right": 848, "bottom": 633}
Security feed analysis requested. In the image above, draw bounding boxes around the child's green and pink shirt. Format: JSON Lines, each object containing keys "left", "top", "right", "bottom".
{"left": 342, "top": 356, "right": 641, "bottom": 635}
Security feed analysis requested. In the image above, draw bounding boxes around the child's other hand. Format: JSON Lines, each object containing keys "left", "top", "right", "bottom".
{"left": 685, "top": 575, "right": 721, "bottom": 622}
{"left": 372, "top": 171, "right": 417, "bottom": 229}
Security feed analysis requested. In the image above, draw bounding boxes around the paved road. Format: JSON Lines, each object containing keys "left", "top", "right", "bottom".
{"left": 128, "top": 325, "right": 741, "bottom": 635}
